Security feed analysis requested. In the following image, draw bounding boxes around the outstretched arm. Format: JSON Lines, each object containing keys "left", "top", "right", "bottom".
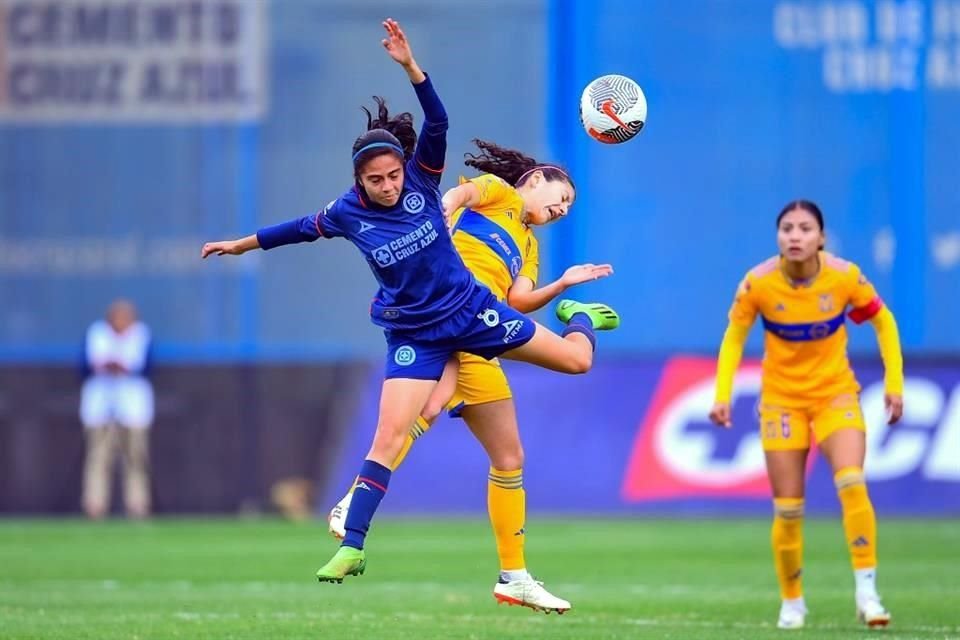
{"left": 507, "top": 264, "right": 614, "bottom": 314}
{"left": 201, "top": 215, "right": 325, "bottom": 258}
{"left": 201, "top": 234, "right": 260, "bottom": 258}
{"left": 869, "top": 306, "right": 904, "bottom": 424}
{"left": 709, "top": 322, "right": 751, "bottom": 428}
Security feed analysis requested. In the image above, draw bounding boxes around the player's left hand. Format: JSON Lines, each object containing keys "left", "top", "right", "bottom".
{"left": 884, "top": 393, "right": 903, "bottom": 425}
{"left": 708, "top": 402, "right": 732, "bottom": 428}
{"left": 381, "top": 18, "right": 414, "bottom": 67}
{"left": 560, "top": 263, "right": 613, "bottom": 287}
{"left": 201, "top": 240, "right": 244, "bottom": 258}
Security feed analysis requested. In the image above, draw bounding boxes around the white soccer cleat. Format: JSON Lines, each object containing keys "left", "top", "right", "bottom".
{"left": 327, "top": 493, "right": 352, "bottom": 541}
{"left": 776, "top": 600, "right": 808, "bottom": 629}
{"left": 857, "top": 596, "right": 891, "bottom": 628}
{"left": 493, "top": 577, "right": 571, "bottom": 614}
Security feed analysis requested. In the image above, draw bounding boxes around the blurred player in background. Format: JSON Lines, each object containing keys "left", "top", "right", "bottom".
{"left": 328, "top": 139, "right": 613, "bottom": 613}
{"left": 201, "top": 19, "right": 620, "bottom": 586}
{"left": 80, "top": 299, "right": 154, "bottom": 520}
{"left": 708, "top": 200, "right": 903, "bottom": 629}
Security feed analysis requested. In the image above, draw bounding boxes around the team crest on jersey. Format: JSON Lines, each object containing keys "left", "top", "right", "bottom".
{"left": 403, "top": 192, "right": 426, "bottom": 214}
{"left": 373, "top": 246, "right": 396, "bottom": 267}
{"left": 819, "top": 293, "right": 834, "bottom": 312}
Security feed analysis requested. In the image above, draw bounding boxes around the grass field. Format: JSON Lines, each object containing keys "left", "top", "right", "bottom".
{"left": 1, "top": 517, "right": 957, "bottom": 639}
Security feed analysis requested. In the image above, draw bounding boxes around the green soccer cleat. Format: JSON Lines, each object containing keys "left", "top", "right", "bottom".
{"left": 316, "top": 546, "right": 366, "bottom": 584}
{"left": 555, "top": 300, "right": 621, "bottom": 330}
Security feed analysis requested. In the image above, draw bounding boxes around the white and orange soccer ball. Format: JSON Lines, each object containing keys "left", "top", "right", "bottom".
{"left": 579, "top": 74, "right": 647, "bottom": 144}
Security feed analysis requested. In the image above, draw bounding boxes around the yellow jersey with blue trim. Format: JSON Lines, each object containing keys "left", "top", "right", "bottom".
{"left": 450, "top": 174, "right": 539, "bottom": 301}
{"left": 728, "top": 252, "right": 885, "bottom": 406}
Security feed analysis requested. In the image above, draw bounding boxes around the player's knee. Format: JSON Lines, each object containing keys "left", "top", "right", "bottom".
{"left": 420, "top": 400, "right": 444, "bottom": 424}
{"left": 566, "top": 348, "right": 593, "bottom": 374}
{"left": 371, "top": 420, "right": 410, "bottom": 453}
{"left": 491, "top": 447, "right": 524, "bottom": 471}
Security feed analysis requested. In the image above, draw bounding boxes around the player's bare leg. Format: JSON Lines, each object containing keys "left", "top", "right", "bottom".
{"left": 499, "top": 301, "right": 620, "bottom": 374}
{"left": 328, "top": 359, "right": 459, "bottom": 540}
{"left": 317, "top": 378, "right": 437, "bottom": 583}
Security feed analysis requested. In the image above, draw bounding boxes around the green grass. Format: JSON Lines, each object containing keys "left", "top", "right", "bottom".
{"left": 1, "top": 518, "right": 957, "bottom": 639}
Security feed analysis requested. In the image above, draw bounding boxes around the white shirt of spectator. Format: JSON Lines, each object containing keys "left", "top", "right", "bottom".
{"left": 80, "top": 320, "right": 154, "bottom": 429}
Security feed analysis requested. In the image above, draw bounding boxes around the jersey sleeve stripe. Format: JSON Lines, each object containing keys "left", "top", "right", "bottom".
{"left": 416, "top": 158, "right": 444, "bottom": 174}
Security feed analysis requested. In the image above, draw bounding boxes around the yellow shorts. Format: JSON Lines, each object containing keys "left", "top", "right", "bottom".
{"left": 446, "top": 353, "right": 513, "bottom": 417}
{"left": 758, "top": 393, "right": 866, "bottom": 451}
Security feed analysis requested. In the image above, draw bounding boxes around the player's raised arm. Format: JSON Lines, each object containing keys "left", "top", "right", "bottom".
{"left": 381, "top": 19, "right": 447, "bottom": 179}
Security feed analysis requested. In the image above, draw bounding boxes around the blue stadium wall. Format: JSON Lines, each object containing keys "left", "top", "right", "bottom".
{"left": 1, "top": 0, "right": 958, "bottom": 514}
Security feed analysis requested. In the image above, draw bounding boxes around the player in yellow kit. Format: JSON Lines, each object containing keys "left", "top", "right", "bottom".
{"left": 708, "top": 200, "right": 904, "bottom": 630}
{"left": 328, "top": 139, "right": 615, "bottom": 613}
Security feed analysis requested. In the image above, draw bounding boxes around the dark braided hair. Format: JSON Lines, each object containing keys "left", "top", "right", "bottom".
{"left": 352, "top": 96, "right": 417, "bottom": 174}
{"left": 463, "top": 139, "right": 574, "bottom": 190}
{"left": 777, "top": 199, "right": 825, "bottom": 251}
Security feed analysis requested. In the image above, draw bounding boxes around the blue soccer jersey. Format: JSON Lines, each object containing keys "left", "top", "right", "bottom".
{"left": 256, "top": 75, "right": 478, "bottom": 332}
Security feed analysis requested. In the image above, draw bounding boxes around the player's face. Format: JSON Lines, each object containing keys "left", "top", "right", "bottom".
{"left": 777, "top": 208, "right": 823, "bottom": 262}
{"left": 358, "top": 153, "right": 405, "bottom": 207}
{"left": 524, "top": 176, "right": 575, "bottom": 226}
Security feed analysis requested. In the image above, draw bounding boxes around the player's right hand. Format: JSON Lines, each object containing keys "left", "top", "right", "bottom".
{"left": 708, "top": 402, "right": 732, "bottom": 428}
{"left": 201, "top": 240, "right": 244, "bottom": 258}
{"left": 381, "top": 19, "right": 413, "bottom": 67}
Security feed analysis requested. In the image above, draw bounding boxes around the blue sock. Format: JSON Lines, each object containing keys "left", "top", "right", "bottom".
{"left": 562, "top": 311, "right": 596, "bottom": 350}
{"left": 342, "top": 459, "right": 391, "bottom": 550}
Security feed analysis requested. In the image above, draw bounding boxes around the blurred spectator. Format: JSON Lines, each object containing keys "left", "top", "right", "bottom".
{"left": 80, "top": 300, "right": 154, "bottom": 519}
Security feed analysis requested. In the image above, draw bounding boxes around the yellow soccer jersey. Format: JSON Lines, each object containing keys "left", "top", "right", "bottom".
{"left": 728, "top": 252, "right": 884, "bottom": 406}
{"left": 450, "top": 174, "right": 539, "bottom": 301}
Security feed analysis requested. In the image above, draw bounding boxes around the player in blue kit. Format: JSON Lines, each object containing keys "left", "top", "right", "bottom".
{"left": 200, "top": 18, "right": 619, "bottom": 583}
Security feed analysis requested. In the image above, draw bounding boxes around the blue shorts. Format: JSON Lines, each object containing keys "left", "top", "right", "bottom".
{"left": 383, "top": 287, "right": 536, "bottom": 380}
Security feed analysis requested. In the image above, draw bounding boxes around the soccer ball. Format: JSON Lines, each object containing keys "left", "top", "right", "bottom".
{"left": 579, "top": 74, "right": 647, "bottom": 144}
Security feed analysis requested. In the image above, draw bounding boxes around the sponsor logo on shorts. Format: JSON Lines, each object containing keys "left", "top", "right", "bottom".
{"left": 477, "top": 308, "right": 500, "bottom": 328}
{"left": 502, "top": 318, "right": 525, "bottom": 343}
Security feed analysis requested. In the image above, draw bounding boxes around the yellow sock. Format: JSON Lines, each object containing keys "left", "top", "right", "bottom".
{"left": 771, "top": 498, "right": 805, "bottom": 600}
{"left": 389, "top": 416, "right": 432, "bottom": 471}
{"left": 835, "top": 466, "right": 877, "bottom": 570}
{"left": 488, "top": 467, "right": 525, "bottom": 571}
